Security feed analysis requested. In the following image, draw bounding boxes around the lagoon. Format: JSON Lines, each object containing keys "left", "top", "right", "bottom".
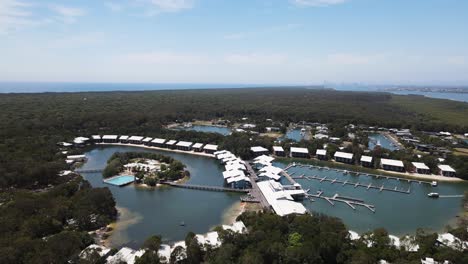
{"left": 278, "top": 161, "right": 468, "bottom": 236}
{"left": 368, "top": 133, "right": 399, "bottom": 151}
{"left": 172, "top": 125, "right": 231, "bottom": 136}
{"left": 79, "top": 145, "right": 240, "bottom": 248}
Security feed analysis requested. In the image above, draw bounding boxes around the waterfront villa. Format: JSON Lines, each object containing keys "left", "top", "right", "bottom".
{"left": 176, "top": 141, "right": 193, "bottom": 151}
{"left": 360, "top": 155, "right": 373, "bottom": 167}
{"left": 128, "top": 136, "right": 144, "bottom": 144}
{"left": 412, "top": 162, "right": 430, "bottom": 174}
{"left": 438, "top": 165, "right": 456, "bottom": 177}
{"left": 192, "top": 143, "right": 204, "bottom": 152}
{"left": 102, "top": 135, "right": 118, "bottom": 143}
{"left": 258, "top": 165, "right": 282, "bottom": 181}
{"left": 272, "top": 146, "right": 285, "bottom": 156}
{"left": 250, "top": 146, "right": 269, "bottom": 156}
{"left": 290, "top": 147, "right": 309, "bottom": 158}
{"left": 142, "top": 137, "right": 153, "bottom": 145}
{"left": 316, "top": 149, "right": 327, "bottom": 160}
{"left": 151, "top": 138, "right": 166, "bottom": 147}
{"left": 334, "top": 151, "right": 353, "bottom": 164}
{"left": 380, "top": 158, "right": 405, "bottom": 172}
{"left": 91, "top": 135, "right": 102, "bottom": 143}
{"left": 203, "top": 144, "right": 218, "bottom": 154}
{"left": 257, "top": 180, "right": 307, "bottom": 217}
{"left": 165, "top": 140, "right": 177, "bottom": 149}
{"left": 119, "top": 135, "right": 129, "bottom": 144}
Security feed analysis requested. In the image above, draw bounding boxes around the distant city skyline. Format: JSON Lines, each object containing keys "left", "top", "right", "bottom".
{"left": 1, "top": 0, "right": 467, "bottom": 85}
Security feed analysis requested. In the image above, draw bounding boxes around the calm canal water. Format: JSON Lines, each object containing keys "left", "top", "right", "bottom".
{"left": 368, "top": 133, "right": 399, "bottom": 151}
{"left": 278, "top": 128, "right": 305, "bottom": 142}
{"left": 278, "top": 162, "right": 468, "bottom": 236}
{"left": 172, "top": 125, "right": 231, "bottom": 135}
{"left": 80, "top": 145, "right": 240, "bottom": 248}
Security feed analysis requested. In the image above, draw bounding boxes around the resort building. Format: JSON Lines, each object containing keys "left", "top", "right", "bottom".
{"left": 128, "top": 136, "right": 144, "bottom": 144}
{"left": 256, "top": 180, "right": 307, "bottom": 217}
{"left": 316, "top": 149, "right": 327, "bottom": 160}
{"left": 222, "top": 169, "right": 250, "bottom": 189}
{"left": 360, "top": 155, "right": 373, "bottom": 167}
{"left": 272, "top": 146, "right": 285, "bottom": 156}
{"left": 192, "top": 143, "right": 204, "bottom": 152}
{"left": 253, "top": 155, "right": 275, "bottom": 168}
{"left": 438, "top": 165, "right": 456, "bottom": 177}
{"left": 73, "top": 137, "right": 89, "bottom": 146}
{"left": 151, "top": 138, "right": 166, "bottom": 147}
{"left": 91, "top": 135, "right": 102, "bottom": 143}
{"left": 380, "top": 158, "right": 405, "bottom": 172}
{"left": 258, "top": 165, "right": 282, "bottom": 181}
{"left": 66, "top": 154, "right": 87, "bottom": 162}
{"left": 165, "top": 140, "right": 177, "bottom": 149}
{"left": 334, "top": 151, "right": 354, "bottom": 164}
{"left": 119, "top": 135, "right": 129, "bottom": 144}
{"left": 250, "top": 146, "right": 269, "bottom": 156}
{"left": 175, "top": 141, "right": 193, "bottom": 151}
{"left": 314, "top": 133, "right": 329, "bottom": 140}
{"left": 102, "top": 135, "right": 118, "bottom": 143}
{"left": 142, "top": 137, "right": 153, "bottom": 145}
{"left": 203, "top": 144, "right": 218, "bottom": 154}
{"left": 412, "top": 162, "right": 430, "bottom": 174}
{"left": 290, "top": 147, "right": 309, "bottom": 158}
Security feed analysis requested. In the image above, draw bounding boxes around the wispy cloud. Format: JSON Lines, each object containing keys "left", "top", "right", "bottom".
{"left": 225, "top": 53, "right": 288, "bottom": 66}
{"left": 327, "top": 53, "right": 385, "bottom": 65}
{"left": 105, "top": 1, "right": 123, "bottom": 12}
{"left": 291, "top": 0, "right": 348, "bottom": 7}
{"left": 50, "top": 5, "right": 86, "bottom": 24}
{"left": 148, "top": 0, "right": 194, "bottom": 12}
{"left": 223, "top": 23, "right": 301, "bottom": 40}
{"left": 0, "top": 0, "right": 50, "bottom": 34}
{"left": 120, "top": 51, "right": 210, "bottom": 65}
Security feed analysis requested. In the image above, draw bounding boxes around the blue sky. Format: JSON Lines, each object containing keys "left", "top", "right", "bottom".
{"left": 1, "top": 0, "right": 467, "bottom": 85}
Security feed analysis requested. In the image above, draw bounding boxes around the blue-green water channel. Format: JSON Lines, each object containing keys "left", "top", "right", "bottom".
{"left": 368, "top": 133, "right": 399, "bottom": 151}
{"left": 172, "top": 125, "right": 232, "bottom": 135}
{"left": 80, "top": 146, "right": 240, "bottom": 248}
{"left": 277, "top": 162, "right": 468, "bottom": 236}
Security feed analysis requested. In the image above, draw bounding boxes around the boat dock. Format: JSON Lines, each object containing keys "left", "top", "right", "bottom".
{"left": 307, "top": 191, "right": 376, "bottom": 213}
{"left": 293, "top": 175, "right": 411, "bottom": 194}
{"left": 162, "top": 182, "right": 249, "bottom": 193}
{"left": 287, "top": 163, "right": 434, "bottom": 186}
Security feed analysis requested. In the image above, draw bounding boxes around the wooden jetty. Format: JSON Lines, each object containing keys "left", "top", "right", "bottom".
{"left": 295, "top": 175, "right": 411, "bottom": 194}
{"left": 162, "top": 182, "right": 249, "bottom": 193}
{"left": 308, "top": 191, "right": 376, "bottom": 213}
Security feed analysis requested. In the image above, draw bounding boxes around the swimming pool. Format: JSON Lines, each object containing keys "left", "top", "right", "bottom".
{"left": 104, "top": 175, "right": 135, "bottom": 186}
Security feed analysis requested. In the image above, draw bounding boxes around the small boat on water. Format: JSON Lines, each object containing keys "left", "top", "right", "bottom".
{"left": 180, "top": 221, "right": 186, "bottom": 226}
{"left": 431, "top": 181, "right": 438, "bottom": 187}
{"left": 428, "top": 192, "right": 439, "bottom": 198}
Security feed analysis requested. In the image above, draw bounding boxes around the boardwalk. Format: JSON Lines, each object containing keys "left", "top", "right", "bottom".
{"left": 293, "top": 175, "right": 411, "bottom": 194}
{"left": 161, "top": 182, "right": 249, "bottom": 193}
{"left": 245, "top": 162, "right": 271, "bottom": 210}
{"left": 308, "top": 191, "right": 376, "bottom": 213}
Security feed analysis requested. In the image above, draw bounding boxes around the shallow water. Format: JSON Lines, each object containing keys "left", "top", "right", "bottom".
{"left": 172, "top": 125, "right": 231, "bottom": 136}
{"left": 80, "top": 145, "right": 240, "bottom": 248}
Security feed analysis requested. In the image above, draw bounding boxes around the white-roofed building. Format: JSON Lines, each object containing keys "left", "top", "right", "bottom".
{"left": 203, "top": 144, "right": 218, "bottom": 154}
{"left": 176, "top": 141, "right": 193, "bottom": 151}
{"left": 226, "top": 174, "right": 251, "bottom": 189}
{"left": 272, "top": 146, "right": 285, "bottom": 156}
{"left": 119, "top": 135, "right": 130, "bottom": 143}
{"left": 128, "top": 136, "right": 144, "bottom": 144}
{"left": 142, "top": 137, "right": 153, "bottom": 145}
{"left": 102, "top": 135, "right": 118, "bottom": 143}
{"left": 192, "top": 143, "right": 204, "bottom": 152}
{"left": 257, "top": 180, "right": 307, "bottom": 216}
{"left": 412, "top": 162, "right": 430, "bottom": 174}
{"left": 314, "top": 133, "right": 329, "bottom": 140}
{"left": 151, "top": 138, "right": 166, "bottom": 147}
{"left": 438, "top": 165, "right": 456, "bottom": 177}
{"left": 253, "top": 155, "right": 275, "bottom": 168}
{"left": 316, "top": 149, "right": 327, "bottom": 160}
{"left": 225, "top": 163, "right": 246, "bottom": 171}
{"left": 380, "top": 158, "right": 405, "bottom": 172}
{"left": 360, "top": 155, "right": 373, "bottom": 167}
{"left": 67, "top": 155, "right": 86, "bottom": 161}
{"left": 290, "top": 147, "right": 309, "bottom": 158}
{"left": 91, "top": 135, "right": 102, "bottom": 143}
{"left": 165, "top": 140, "right": 177, "bottom": 149}
{"left": 222, "top": 169, "right": 245, "bottom": 179}
{"left": 250, "top": 146, "right": 269, "bottom": 156}
{"left": 73, "top": 137, "right": 89, "bottom": 146}
{"left": 334, "top": 151, "right": 354, "bottom": 164}
{"left": 258, "top": 165, "right": 283, "bottom": 181}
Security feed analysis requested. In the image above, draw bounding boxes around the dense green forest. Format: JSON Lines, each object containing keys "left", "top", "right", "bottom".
{"left": 1, "top": 88, "right": 467, "bottom": 263}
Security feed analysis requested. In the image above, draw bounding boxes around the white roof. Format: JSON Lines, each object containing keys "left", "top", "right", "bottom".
{"left": 102, "top": 135, "right": 118, "bottom": 140}
{"left": 316, "top": 149, "right": 327, "bottom": 155}
{"left": 438, "top": 164, "right": 456, "bottom": 172}
{"left": 166, "top": 140, "right": 177, "bottom": 145}
{"left": 412, "top": 162, "right": 429, "bottom": 170}
{"left": 119, "top": 135, "right": 129, "bottom": 140}
{"left": 176, "top": 141, "right": 193, "bottom": 147}
{"left": 225, "top": 163, "right": 246, "bottom": 171}
{"left": 273, "top": 146, "right": 284, "bottom": 152}
{"left": 254, "top": 155, "right": 275, "bottom": 163}
{"left": 151, "top": 138, "right": 166, "bottom": 144}
{"left": 129, "top": 136, "right": 144, "bottom": 141}
{"left": 259, "top": 165, "right": 283, "bottom": 175}
{"left": 360, "top": 155, "right": 373, "bottom": 162}
{"left": 91, "top": 135, "right": 101, "bottom": 140}
{"left": 203, "top": 144, "right": 218, "bottom": 151}
{"left": 257, "top": 180, "right": 307, "bottom": 216}
{"left": 226, "top": 175, "right": 250, "bottom": 184}
{"left": 334, "top": 151, "right": 353, "bottom": 160}
{"left": 222, "top": 170, "right": 245, "bottom": 179}
{"left": 259, "top": 171, "right": 281, "bottom": 181}
{"left": 192, "top": 143, "right": 204, "bottom": 148}
{"left": 380, "top": 158, "right": 404, "bottom": 167}
{"left": 251, "top": 146, "right": 268, "bottom": 152}
{"left": 66, "top": 154, "right": 86, "bottom": 160}
{"left": 142, "top": 137, "right": 153, "bottom": 142}
{"left": 290, "top": 147, "right": 309, "bottom": 154}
